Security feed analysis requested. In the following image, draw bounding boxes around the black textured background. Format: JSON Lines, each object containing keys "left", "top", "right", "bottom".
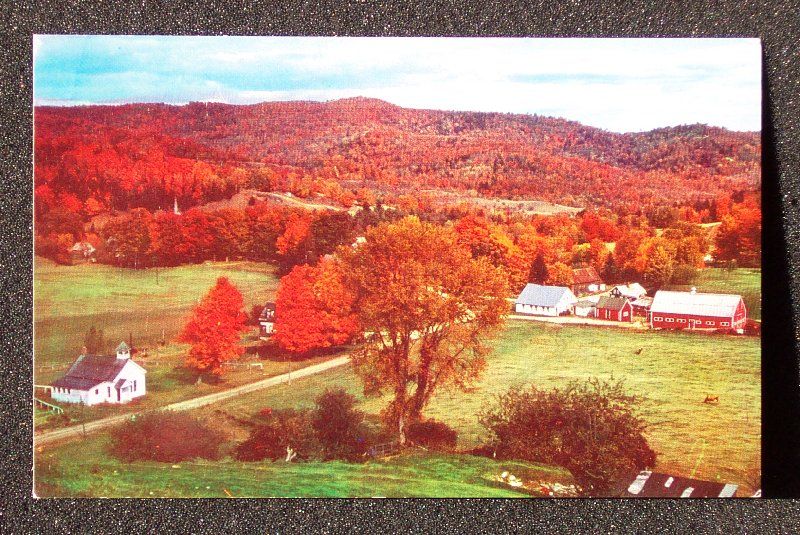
{"left": 2, "top": 1, "right": 799, "bottom": 532}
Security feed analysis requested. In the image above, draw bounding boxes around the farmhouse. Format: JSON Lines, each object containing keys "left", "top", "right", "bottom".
{"left": 51, "top": 342, "right": 146, "bottom": 406}
{"left": 594, "top": 296, "right": 633, "bottom": 322}
{"left": 570, "top": 266, "right": 605, "bottom": 295}
{"left": 515, "top": 284, "right": 578, "bottom": 317}
{"left": 611, "top": 283, "right": 647, "bottom": 300}
{"left": 649, "top": 289, "right": 747, "bottom": 333}
{"left": 259, "top": 302, "right": 276, "bottom": 338}
{"left": 617, "top": 470, "right": 738, "bottom": 498}
{"left": 68, "top": 241, "right": 96, "bottom": 263}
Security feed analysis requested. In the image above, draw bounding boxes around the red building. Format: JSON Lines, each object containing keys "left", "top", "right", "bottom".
{"left": 595, "top": 296, "right": 633, "bottom": 322}
{"left": 571, "top": 266, "right": 605, "bottom": 296}
{"left": 649, "top": 289, "right": 747, "bottom": 333}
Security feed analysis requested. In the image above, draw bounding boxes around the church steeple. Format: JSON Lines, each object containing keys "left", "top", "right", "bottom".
{"left": 173, "top": 197, "right": 181, "bottom": 215}
{"left": 116, "top": 341, "right": 131, "bottom": 360}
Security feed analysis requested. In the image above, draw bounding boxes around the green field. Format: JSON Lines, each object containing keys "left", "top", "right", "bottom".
{"left": 34, "top": 257, "right": 280, "bottom": 372}
{"left": 36, "top": 435, "right": 568, "bottom": 498}
{"left": 666, "top": 267, "right": 761, "bottom": 320}
{"left": 192, "top": 321, "right": 761, "bottom": 493}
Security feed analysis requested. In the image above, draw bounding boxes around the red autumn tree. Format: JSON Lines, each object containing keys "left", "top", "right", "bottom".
{"left": 180, "top": 277, "right": 248, "bottom": 379}
{"left": 273, "top": 258, "right": 359, "bottom": 356}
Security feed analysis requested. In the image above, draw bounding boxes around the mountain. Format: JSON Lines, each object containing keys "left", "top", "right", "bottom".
{"left": 34, "top": 98, "right": 760, "bottom": 215}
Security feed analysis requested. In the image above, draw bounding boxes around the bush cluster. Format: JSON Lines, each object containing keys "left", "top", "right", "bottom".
{"left": 109, "top": 411, "right": 224, "bottom": 463}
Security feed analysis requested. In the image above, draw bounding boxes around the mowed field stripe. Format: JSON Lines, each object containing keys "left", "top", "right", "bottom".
{"left": 35, "top": 355, "right": 352, "bottom": 447}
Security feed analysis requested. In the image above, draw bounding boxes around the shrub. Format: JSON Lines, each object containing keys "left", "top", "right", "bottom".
{"left": 479, "top": 378, "right": 656, "bottom": 494}
{"left": 311, "top": 389, "right": 367, "bottom": 461}
{"left": 406, "top": 419, "right": 458, "bottom": 451}
{"left": 109, "top": 411, "right": 224, "bottom": 463}
{"left": 235, "top": 409, "right": 318, "bottom": 461}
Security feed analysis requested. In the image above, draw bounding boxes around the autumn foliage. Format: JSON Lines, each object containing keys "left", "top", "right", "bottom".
{"left": 273, "top": 258, "right": 359, "bottom": 355}
{"left": 180, "top": 277, "right": 247, "bottom": 378}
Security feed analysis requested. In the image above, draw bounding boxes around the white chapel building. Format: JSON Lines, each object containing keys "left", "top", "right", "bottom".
{"left": 51, "top": 341, "right": 147, "bottom": 406}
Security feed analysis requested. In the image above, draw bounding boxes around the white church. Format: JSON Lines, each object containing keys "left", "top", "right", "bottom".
{"left": 51, "top": 341, "right": 147, "bottom": 406}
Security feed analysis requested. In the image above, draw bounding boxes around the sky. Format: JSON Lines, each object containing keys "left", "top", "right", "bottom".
{"left": 33, "top": 36, "right": 761, "bottom": 133}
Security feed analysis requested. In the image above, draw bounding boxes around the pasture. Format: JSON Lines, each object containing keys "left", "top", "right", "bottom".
{"left": 34, "top": 257, "right": 280, "bottom": 372}
{"left": 199, "top": 321, "right": 761, "bottom": 494}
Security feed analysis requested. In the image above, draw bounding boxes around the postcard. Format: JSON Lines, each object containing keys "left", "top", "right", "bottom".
{"left": 33, "top": 36, "right": 761, "bottom": 498}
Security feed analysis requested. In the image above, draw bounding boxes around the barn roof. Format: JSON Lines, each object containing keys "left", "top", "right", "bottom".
{"left": 650, "top": 290, "right": 742, "bottom": 317}
{"left": 632, "top": 296, "right": 654, "bottom": 308}
{"left": 572, "top": 266, "right": 602, "bottom": 284}
{"left": 574, "top": 299, "right": 597, "bottom": 308}
{"left": 613, "top": 283, "right": 647, "bottom": 299}
{"left": 618, "top": 470, "right": 738, "bottom": 498}
{"left": 51, "top": 355, "right": 128, "bottom": 391}
{"left": 596, "top": 296, "right": 629, "bottom": 311}
{"left": 516, "top": 284, "right": 576, "bottom": 307}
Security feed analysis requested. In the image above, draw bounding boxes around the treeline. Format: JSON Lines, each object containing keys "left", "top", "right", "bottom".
{"left": 35, "top": 100, "right": 760, "bottom": 223}
{"left": 36, "top": 190, "right": 760, "bottom": 294}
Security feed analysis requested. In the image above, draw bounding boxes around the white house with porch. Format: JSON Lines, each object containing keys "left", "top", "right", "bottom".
{"left": 51, "top": 341, "right": 147, "bottom": 406}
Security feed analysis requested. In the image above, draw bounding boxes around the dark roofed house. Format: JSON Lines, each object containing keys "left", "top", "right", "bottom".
{"left": 51, "top": 341, "right": 146, "bottom": 406}
{"left": 515, "top": 284, "right": 578, "bottom": 317}
{"left": 570, "top": 266, "right": 605, "bottom": 296}
{"left": 616, "top": 470, "right": 738, "bottom": 498}
{"left": 595, "top": 295, "right": 633, "bottom": 322}
{"left": 259, "top": 302, "right": 276, "bottom": 338}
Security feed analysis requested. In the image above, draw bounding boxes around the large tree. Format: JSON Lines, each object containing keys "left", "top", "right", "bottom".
{"left": 340, "top": 216, "right": 509, "bottom": 443}
{"left": 273, "top": 259, "right": 359, "bottom": 355}
{"left": 179, "top": 277, "right": 247, "bottom": 379}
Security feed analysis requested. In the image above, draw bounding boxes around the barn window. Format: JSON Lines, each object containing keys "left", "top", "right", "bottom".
{"left": 666, "top": 318, "right": 674, "bottom": 323}
{"left": 706, "top": 321, "right": 714, "bottom": 325}
{"left": 677, "top": 319, "right": 686, "bottom": 323}
{"left": 721, "top": 322, "right": 730, "bottom": 327}
{"left": 108, "top": 387, "right": 111, "bottom": 396}
{"left": 653, "top": 316, "right": 662, "bottom": 321}
{"left": 95, "top": 389, "right": 99, "bottom": 394}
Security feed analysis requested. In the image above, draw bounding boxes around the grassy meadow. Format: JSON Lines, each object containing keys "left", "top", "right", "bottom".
{"left": 184, "top": 321, "right": 761, "bottom": 493}
{"left": 35, "top": 435, "right": 570, "bottom": 498}
{"left": 34, "top": 257, "right": 280, "bottom": 372}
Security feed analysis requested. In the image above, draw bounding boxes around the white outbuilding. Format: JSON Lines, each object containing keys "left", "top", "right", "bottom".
{"left": 51, "top": 341, "right": 147, "bottom": 406}
{"left": 515, "top": 284, "right": 578, "bottom": 317}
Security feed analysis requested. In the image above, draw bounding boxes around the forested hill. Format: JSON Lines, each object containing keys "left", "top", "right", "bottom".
{"left": 34, "top": 98, "right": 760, "bottom": 215}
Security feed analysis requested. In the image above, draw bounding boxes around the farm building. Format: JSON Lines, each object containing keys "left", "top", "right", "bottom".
{"left": 570, "top": 266, "right": 605, "bottom": 295}
{"left": 631, "top": 295, "right": 653, "bottom": 315}
{"left": 616, "top": 470, "right": 738, "bottom": 498}
{"left": 649, "top": 289, "right": 747, "bottom": 333}
{"left": 515, "top": 284, "right": 578, "bottom": 317}
{"left": 595, "top": 296, "right": 633, "bottom": 322}
{"left": 573, "top": 299, "right": 597, "bottom": 317}
{"left": 259, "top": 302, "right": 276, "bottom": 338}
{"left": 51, "top": 342, "right": 146, "bottom": 406}
{"left": 68, "top": 241, "right": 96, "bottom": 263}
{"left": 611, "top": 283, "right": 647, "bottom": 300}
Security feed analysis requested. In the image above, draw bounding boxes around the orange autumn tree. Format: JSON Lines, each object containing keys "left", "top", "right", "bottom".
{"left": 273, "top": 258, "right": 359, "bottom": 356}
{"left": 180, "top": 277, "right": 248, "bottom": 379}
{"left": 340, "top": 216, "right": 509, "bottom": 444}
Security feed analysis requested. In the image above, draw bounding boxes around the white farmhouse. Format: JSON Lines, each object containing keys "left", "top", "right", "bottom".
{"left": 51, "top": 341, "right": 147, "bottom": 406}
{"left": 515, "top": 284, "right": 578, "bottom": 317}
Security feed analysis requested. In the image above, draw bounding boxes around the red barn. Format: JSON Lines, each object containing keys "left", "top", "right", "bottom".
{"left": 571, "top": 266, "right": 605, "bottom": 296}
{"left": 595, "top": 296, "right": 633, "bottom": 322}
{"left": 649, "top": 289, "right": 747, "bottom": 333}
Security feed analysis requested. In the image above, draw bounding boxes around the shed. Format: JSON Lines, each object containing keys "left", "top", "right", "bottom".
{"left": 595, "top": 296, "right": 633, "bottom": 322}
{"left": 573, "top": 299, "right": 597, "bottom": 317}
{"left": 69, "top": 241, "right": 96, "bottom": 262}
{"left": 649, "top": 289, "right": 746, "bottom": 333}
{"left": 515, "top": 284, "right": 578, "bottom": 317}
{"left": 616, "top": 470, "right": 738, "bottom": 498}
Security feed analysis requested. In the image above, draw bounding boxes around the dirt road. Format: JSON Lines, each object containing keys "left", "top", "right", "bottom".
{"left": 35, "top": 355, "right": 352, "bottom": 447}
